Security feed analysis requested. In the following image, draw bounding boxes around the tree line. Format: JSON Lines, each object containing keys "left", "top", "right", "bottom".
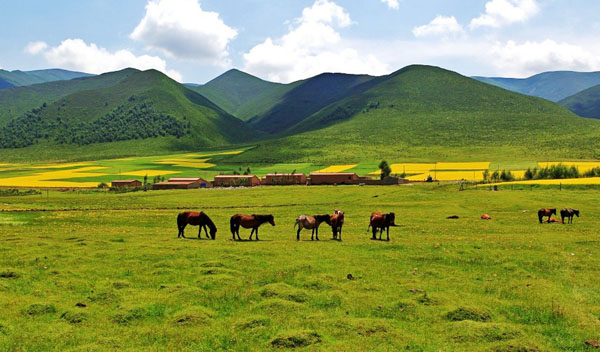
{"left": 0, "top": 102, "right": 189, "bottom": 149}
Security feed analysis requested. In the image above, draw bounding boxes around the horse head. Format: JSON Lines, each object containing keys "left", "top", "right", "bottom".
{"left": 551, "top": 209, "right": 557, "bottom": 215}
{"left": 319, "top": 214, "right": 332, "bottom": 225}
{"left": 209, "top": 227, "right": 217, "bottom": 240}
{"left": 574, "top": 209, "right": 580, "bottom": 217}
{"left": 267, "top": 214, "right": 275, "bottom": 226}
{"left": 386, "top": 212, "right": 397, "bottom": 226}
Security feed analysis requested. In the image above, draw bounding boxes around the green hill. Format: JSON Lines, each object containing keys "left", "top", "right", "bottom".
{"left": 226, "top": 65, "right": 600, "bottom": 163}
{"left": 248, "top": 73, "right": 377, "bottom": 134}
{"left": 0, "top": 68, "right": 93, "bottom": 88}
{"left": 189, "top": 69, "right": 296, "bottom": 121}
{"left": 0, "top": 69, "right": 258, "bottom": 161}
{"left": 560, "top": 84, "right": 600, "bottom": 118}
{"left": 473, "top": 71, "right": 600, "bottom": 102}
{"left": 0, "top": 68, "right": 138, "bottom": 125}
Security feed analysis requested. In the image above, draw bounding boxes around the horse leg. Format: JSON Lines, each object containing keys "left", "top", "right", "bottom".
{"left": 255, "top": 227, "right": 260, "bottom": 241}
{"left": 372, "top": 227, "right": 377, "bottom": 240}
{"left": 236, "top": 226, "right": 242, "bottom": 241}
{"left": 387, "top": 226, "right": 390, "bottom": 241}
{"left": 379, "top": 227, "right": 383, "bottom": 240}
{"left": 204, "top": 225, "right": 210, "bottom": 238}
{"left": 315, "top": 226, "right": 319, "bottom": 241}
{"left": 311, "top": 228, "right": 314, "bottom": 241}
{"left": 180, "top": 224, "right": 186, "bottom": 238}
{"left": 297, "top": 227, "right": 301, "bottom": 241}
{"left": 249, "top": 228, "right": 255, "bottom": 240}
{"left": 339, "top": 226, "right": 342, "bottom": 241}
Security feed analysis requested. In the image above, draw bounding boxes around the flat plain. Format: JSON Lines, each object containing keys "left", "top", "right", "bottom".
{"left": 1, "top": 184, "right": 599, "bottom": 351}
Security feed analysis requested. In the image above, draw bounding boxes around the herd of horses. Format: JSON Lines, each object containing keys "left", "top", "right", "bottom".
{"left": 538, "top": 208, "right": 580, "bottom": 224}
{"left": 176, "top": 207, "right": 580, "bottom": 241}
{"left": 177, "top": 210, "right": 398, "bottom": 241}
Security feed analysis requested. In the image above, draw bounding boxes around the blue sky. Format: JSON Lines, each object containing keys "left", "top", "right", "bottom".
{"left": 1, "top": 0, "right": 600, "bottom": 83}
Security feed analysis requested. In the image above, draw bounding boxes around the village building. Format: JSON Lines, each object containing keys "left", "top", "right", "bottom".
{"left": 262, "top": 173, "right": 307, "bottom": 185}
{"left": 111, "top": 180, "right": 142, "bottom": 188}
{"left": 309, "top": 172, "right": 360, "bottom": 185}
{"left": 152, "top": 177, "right": 207, "bottom": 190}
{"left": 213, "top": 175, "right": 261, "bottom": 187}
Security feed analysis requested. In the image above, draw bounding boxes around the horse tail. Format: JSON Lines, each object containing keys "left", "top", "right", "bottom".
{"left": 177, "top": 212, "right": 185, "bottom": 229}
{"left": 366, "top": 223, "right": 371, "bottom": 233}
{"left": 230, "top": 215, "right": 237, "bottom": 234}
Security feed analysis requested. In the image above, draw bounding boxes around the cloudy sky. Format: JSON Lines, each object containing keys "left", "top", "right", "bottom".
{"left": 2, "top": 0, "right": 600, "bottom": 83}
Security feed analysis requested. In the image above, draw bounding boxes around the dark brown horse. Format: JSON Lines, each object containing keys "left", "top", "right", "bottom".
{"left": 331, "top": 209, "right": 344, "bottom": 240}
{"left": 294, "top": 214, "right": 331, "bottom": 241}
{"left": 367, "top": 212, "right": 398, "bottom": 241}
{"left": 230, "top": 214, "right": 275, "bottom": 241}
{"left": 538, "top": 208, "right": 557, "bottom": 223}
{"left": 177, "top": 211, "right": 217, "bottom": 239}
{"left": 560, "top": 208, "right": 580, "bottom": 224}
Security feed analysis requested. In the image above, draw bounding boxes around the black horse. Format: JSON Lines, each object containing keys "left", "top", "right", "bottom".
{"left": 177, "top": 211, "right": 217, "bottom": 239}
{"left": 560, "top": 208, "right": 580, "bottom": 224}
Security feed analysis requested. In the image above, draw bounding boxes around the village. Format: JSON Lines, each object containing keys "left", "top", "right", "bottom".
{"left": 111, "top": 172, "right": 410, "bottom": 190}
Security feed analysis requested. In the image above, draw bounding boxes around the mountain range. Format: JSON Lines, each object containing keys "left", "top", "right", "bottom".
{"left": 0, "top": 68, "right": 92, "bottom": 88}
{"left": 2, "top": 64, "right": 600, "bottom": 163}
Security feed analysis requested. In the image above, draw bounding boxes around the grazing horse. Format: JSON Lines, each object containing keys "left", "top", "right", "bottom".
{"left": 294, "top": 214, "right": 331, "bottom": 241}
{"left": 177, "top": 211, "right": 217, "bottom": 239}
{"left": 331, "top": 209, "right": 345, "bottom": 240}
{"left": 367, "top": 212, "right": 398, "bottom": 241}
{"left": 230, "top": 214, "right": 275, "bottom": 241}
{"left": 538, "top": 208, "right": 557, "bottom": 223}
{"left": 561, "top": 208, "right": 580, "bottom": 224}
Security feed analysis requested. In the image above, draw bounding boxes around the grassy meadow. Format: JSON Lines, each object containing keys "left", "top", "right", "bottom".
{"left": 1, "top": 184, "right": 599, "bottom": 351}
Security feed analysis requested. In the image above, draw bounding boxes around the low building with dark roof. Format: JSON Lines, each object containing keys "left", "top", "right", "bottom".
{"left": 213, "top": 175, "right": 261, "bottom": 187}
{"left": 111, "top": 180, "right": 142, "bottom": 188}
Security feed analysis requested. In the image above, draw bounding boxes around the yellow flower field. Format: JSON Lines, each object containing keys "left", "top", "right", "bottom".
{"left": 121, "top": 170, "right": 182, "bottom": 177}
{"left": 315, "top": 164, "right": 358, "bottom": 173}
{"left": 435, "top": 162, "right": 490, "bottom": 170}
{"left": 538, "top": 161, "right": 600, "bottom": 173}
{"left": 407, "top": 171, "right": 485, "bottom": 181}
{"left": 489, "top": 177, "right": 600, "bottom": 186}
{"left": 30, "top": 162, "right": 91, "bottom": 169}
{"left": 0, "top": 166, "right": 108, "bottom": 188}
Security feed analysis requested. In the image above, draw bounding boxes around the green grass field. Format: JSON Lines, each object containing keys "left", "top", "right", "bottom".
{"left": 1, "top": 184, "right": 599, "bottom": 351}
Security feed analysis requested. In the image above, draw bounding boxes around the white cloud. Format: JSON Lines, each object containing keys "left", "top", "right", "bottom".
{"left": 413, "top": 16, "right": 464, "bottom": 38}
{"left": 130, "top": 0, "right": 237, "bottom": 65}
{"left": 490, "top": 39, "right": 600, "bottom": 77}
{"left": 24, "top": 41, "right": 49, "bottom": 55}
{"left": 27, "top": 38, "right": 182, "bottom": 81}
{"left": 243, "top": 0, "right": 388, "bottom": 83}
{"left": 470, "top": 0, "right": 540, "bottom": 29}
{"left": 380, "top": 0, "right": 399, "bottom": 10}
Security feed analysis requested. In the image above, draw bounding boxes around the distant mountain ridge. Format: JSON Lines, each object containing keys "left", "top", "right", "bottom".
{"left": 0, "top": 68, "right": 93, "bottom": 88}
{"left": 560, "top": 84, "right": 600, "bottom": 119}
{"left": 473, "top": 71, "right": 600, "bottom": 102}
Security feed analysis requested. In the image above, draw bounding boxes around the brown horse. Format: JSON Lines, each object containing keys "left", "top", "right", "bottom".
{"left": 294, "top": 214, "right": 331, "bottom": 241}
{"left": 560, "top": 208, "right": 580, "bottom": 224}
{"left": 230, "top": 214, "right": 275, "bottom": 241}
{"left": 177, "top": 211, "right": 217, "bottom": 239}
{"left": 367, "top": 212, "right": 398, "bottom": 241}
{"left": 331, "top": 209, "right": 345, "bottom": 240}
{"left": 538, "top": 208, "right": 557, "bottom": 223}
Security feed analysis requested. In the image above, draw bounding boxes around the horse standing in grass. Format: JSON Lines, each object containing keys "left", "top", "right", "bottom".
{"left": 177, "top": 211, "right": 217, "bottom": 239}
{"left": 331, "top": 209, "right": 345, "bottom": 240}
{"left": 368, "top": 212, "right": 398, "bottom": 241}
{"left": 561, "top": 208, "right": 580, "bottom": 224}
{"left": 294, "top": 214, "right": 331, "bottom": 241}
{"left": 230, "top": 214, "right": 275, "bottom": 241}
{"left": 538, "top": 208, "right": 557, "bottom": 223}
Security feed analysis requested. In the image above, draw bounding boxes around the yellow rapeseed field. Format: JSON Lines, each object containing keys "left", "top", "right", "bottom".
{"left": 315, "top": 164, "right": 358, "bottom": 173}
{"left": 30, "top": 162, "right": 91, "bottom": 169}
{"left": 407, "top": 171, "right": 485, "bottom": 181}
{"left": 435, "top": 162, "right": 490, "bottom": 170}
{"left": 0, "top": 166, "right": 108, "bottom": 188}
{"left": 538, "top": 161, "right": 600, "bottom": 173}
{"left": 121, "top": 170, "right": 181, "bottom": 177}
{"left": 489, "top": 177, "right": 600, "bottom": 186}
